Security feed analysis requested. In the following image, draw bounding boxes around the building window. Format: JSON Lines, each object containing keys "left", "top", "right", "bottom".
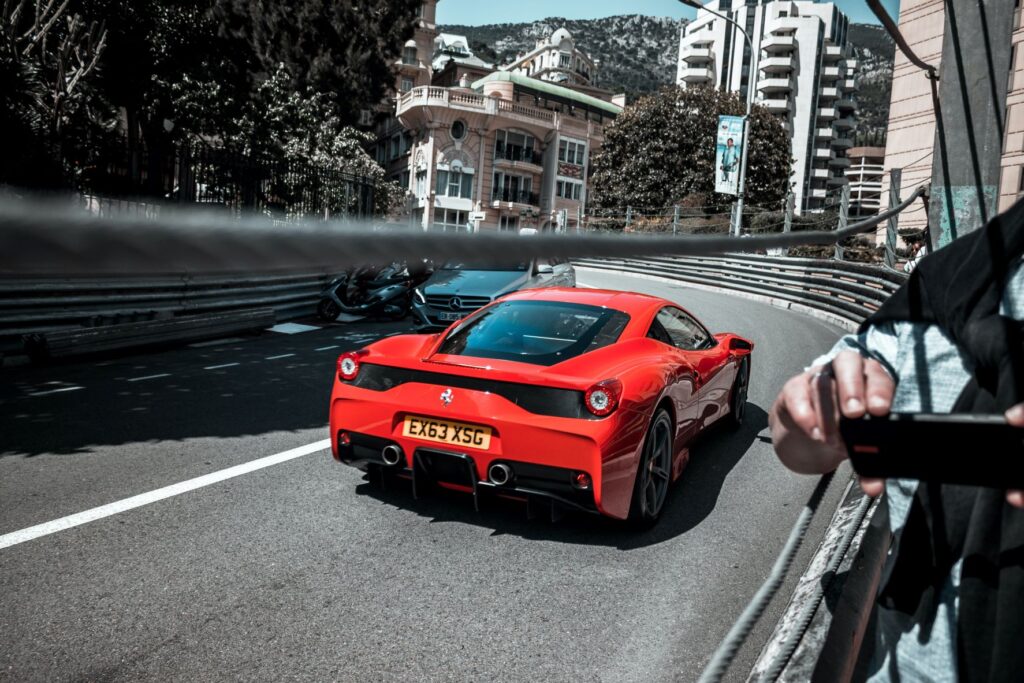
{"left": 556, "top": 180, "right": 583, "bottom": 200}
{"left": 495, "top": 130, "right": 537, "bottom": 163}
{"left": 499, "top": 215, "right": 519, "bottom": 232}
{"left": 402, "top": 46, "right": 417, "bottom": 65}
{"left": 558, "top": 139, "right": 587, "bottom": 165}
{"left": 492, "top": 172, "right": 534, "bottom": 203}
{"left": 434, "top": 208, "right": 470, "bottom": 232}
{"left": 400, "top": 171, "right": 410, "bottom": 189}
{"left": 415, "top": 169, "right": 427, "bottom": 198}
{"left": 400, "top": 77, "right": 414, "bottom": 93}
{"left": 559, "top": 53, "right": 571, "bottom": 68}
{"left": 451, "top": 119, "right": 467, "bottom": 140}
{"left": 435, "top": 163, "right": 474, "bottom": 199}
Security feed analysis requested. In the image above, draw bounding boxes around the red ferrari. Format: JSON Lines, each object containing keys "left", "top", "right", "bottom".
{"left": 329, "top": 288, "right": 753, "bottom": 525}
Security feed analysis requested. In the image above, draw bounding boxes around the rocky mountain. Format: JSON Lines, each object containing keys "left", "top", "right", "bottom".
{"left": 441, "top": 15, "right": 894, "bottom": 145}
{"left": 442, "top": 15, "right": 688, "bottom": 100}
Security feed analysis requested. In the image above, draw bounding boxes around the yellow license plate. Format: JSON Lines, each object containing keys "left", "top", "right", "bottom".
{"left": 402, "top": 415, "right": 492, "bottom": 450}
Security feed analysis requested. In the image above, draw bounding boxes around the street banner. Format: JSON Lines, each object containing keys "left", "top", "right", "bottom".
{"left": 715, "top": 115, "right": 745, "bottom": 196}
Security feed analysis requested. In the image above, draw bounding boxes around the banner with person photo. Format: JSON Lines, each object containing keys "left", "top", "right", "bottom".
{"left": 715, "top": 115, "right": 745, "bottom": 196}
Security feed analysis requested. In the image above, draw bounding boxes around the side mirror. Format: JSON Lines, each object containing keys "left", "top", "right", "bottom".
{"left": 727, "top": 337, "right": 753, "bottom": 352}
{"left": 537, "top": 264, "right": 554, "bottom": 274}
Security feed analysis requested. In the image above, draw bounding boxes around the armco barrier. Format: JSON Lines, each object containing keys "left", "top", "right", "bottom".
{"left": 574, "top": 254, "right": 906, "bottom": 330}
{"left": 0, "top": 270, "right": 333, "bottom": 356}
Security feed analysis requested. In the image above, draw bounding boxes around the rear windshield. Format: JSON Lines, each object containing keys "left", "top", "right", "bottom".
{"left": 437, "top": 300, "right": 630, "bottom": 366}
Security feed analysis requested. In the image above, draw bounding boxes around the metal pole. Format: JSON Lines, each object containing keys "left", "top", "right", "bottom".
{"left": 781, "top": 191, "right": 794, "bottom": 256}
{"left": 625, "top": 205, "right": 633, "bottom": 231}
{"left": 673, "top": 205, "right": 680, "bottom": 235}
{"left": 677, "top": 1, "right": 756, "bottom": 237}
{"left": 884, "top": 169, "right": 901, "bottom": 269}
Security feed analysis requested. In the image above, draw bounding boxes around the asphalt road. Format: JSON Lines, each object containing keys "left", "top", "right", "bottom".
{"left": 0, "top": 270, "right": 850, "bottom": 682}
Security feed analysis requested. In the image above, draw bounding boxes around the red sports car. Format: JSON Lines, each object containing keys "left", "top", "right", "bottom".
{"left": 329, "top": 288, "right": 753, "bottom": 525}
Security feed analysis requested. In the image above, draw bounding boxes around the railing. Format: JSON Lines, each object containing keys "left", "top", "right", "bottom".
{"left": 491, "top": 189, "right": 540, "bottom": 205}
{"left": 0, "top": 271, "right": 331, "bottom": 354}
{"left": 494, "top": 144, "right": 541, "bottom": 165}
{"left": 573, "top": 253, "right": 906, "bottom": 329}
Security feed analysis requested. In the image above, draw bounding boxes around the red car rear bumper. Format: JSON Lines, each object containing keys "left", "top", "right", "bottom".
{"left": 329, "top": 382, "right": 647, "bottom": 520}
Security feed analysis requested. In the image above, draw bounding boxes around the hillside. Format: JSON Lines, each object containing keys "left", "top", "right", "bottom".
{"left": 442, "top": 16, "right": 894, "bottom": 144}
{"left": 442, "top": 15, "right": 687, "bottom": 100}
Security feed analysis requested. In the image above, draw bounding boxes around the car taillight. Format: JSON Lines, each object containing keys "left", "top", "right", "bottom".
{"left": 584, "top": 379, "right": 622, "bottom": 417}
{"left": 337, "top": 350, "right": 368, "bottom": 381}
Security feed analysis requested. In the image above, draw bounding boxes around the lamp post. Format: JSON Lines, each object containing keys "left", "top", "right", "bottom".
{"left": 678, "top": 0, "right": 757, "bottom": 236}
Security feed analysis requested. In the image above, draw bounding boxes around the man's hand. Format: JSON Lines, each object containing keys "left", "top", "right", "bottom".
{"left": 769, "top": 350, "right": 894, "bottom": 496}
{"left": 771, "top": 350, "right": 1024, "bottom": 507}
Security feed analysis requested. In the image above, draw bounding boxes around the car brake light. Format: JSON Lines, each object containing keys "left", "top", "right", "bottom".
{"left": 337, "top": 349, "right": 368, "bottom": 381}
{"left": 585, "top": 379, "right": 622, "bottom": 417}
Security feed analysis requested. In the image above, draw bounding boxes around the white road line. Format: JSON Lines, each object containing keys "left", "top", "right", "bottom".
{"left": 0, "top": 439, "right": 331, "bottom": 551}
{"left": 265, "top": 353, "right": 296, "bottom": 360}
{"left": 126, "top": 373, "right": 171, "bottom": 382}
{"left": 204, "top": 362, "right": 240, "bottom": 370}
{"left": 28, "top": 386, "right": 84, "bottom": 397}
{"left": 314, "top": 345, "right": 339, "bottom": 351}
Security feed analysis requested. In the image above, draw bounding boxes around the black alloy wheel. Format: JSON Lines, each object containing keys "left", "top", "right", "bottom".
{"left": 629, "top": 409, "right": 674, "bottom": 527}
{"left": 727, "top": 357, "right": 750, "bottom": 429}
{"left": 317, "top": 298, "right": 341, "bottom": 321}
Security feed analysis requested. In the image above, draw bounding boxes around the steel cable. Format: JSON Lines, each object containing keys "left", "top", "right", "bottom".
{"left": 696, "top": 471, "right": 836, "bottom": 683}
{"left": 0, "top": 186, "right": 925, "bottom": 276}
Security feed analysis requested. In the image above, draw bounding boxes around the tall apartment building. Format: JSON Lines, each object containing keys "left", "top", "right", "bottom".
{"left": 847, "top": 146, "right": 885, "bottom": 217}
{"left": 677, "top": 0, "right": 858, "bottom": 213}
{"left": 878, "top": 0, "right": 1024, "bottom": 246}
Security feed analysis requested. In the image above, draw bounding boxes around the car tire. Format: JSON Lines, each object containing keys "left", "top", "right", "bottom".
{"left": 317, "top": 298, "right": 341, "bottom": 321}
{"left": 628, "top": 409, "right": 674, "bottom": 528}
{"left": 727, "top": 357, "right": 751, "bottom": 430}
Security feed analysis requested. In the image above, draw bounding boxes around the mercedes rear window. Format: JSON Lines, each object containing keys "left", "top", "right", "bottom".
{"left": 437, "top": 300, "right": 630, "bottom": 366}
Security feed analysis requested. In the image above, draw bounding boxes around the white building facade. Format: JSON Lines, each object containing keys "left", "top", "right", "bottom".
{"left": 677, "top": 0, "right": 858, "bottom": 213}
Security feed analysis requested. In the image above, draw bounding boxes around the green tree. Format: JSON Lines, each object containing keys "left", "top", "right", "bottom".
{"left": 589, "top": 86, "right": 792, "bottom": 214}
{"left": 217, "top": 0, "right": 420, "bottom": 124}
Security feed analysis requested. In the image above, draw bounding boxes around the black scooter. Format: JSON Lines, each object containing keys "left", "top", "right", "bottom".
{"left": 316, "top": 261, "right": 432, "bottom": 322}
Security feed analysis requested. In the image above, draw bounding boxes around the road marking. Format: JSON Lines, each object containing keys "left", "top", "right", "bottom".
{"left": 0, "top": 439, "right": 331, "bottom": 551}
{"left": 267, "top": 323, "right": 320, "bottom": 335}
{"left": 204, "top": 362, "right": 239, "bottom": 370}
{"left": 28, "top": 386, "right": 84, "bottom": 397}
{"left": 314, "top": 345, "right": 339, "bottom": 351}
{"left": 265, "top": 353, "right": 296, "bottom": 360}
{"left": 126, "top": 373, "right": 171, "bottom": 382}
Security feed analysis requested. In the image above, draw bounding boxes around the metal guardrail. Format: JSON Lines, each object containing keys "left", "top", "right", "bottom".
{"left": 575, "top": 254, "right": 906, "bottom": 328}
{"left": 0, "top": 270, "right": 331, "bottom": 354}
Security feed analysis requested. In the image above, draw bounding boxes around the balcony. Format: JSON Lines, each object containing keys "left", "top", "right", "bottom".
{"left": 832, "top": 137, "right": 854, "bottom": 149}
{"left": 811, "top": 168, "right": 830, "bottom": 179}
{"left": 834, "top": 117, "right": 854, "bottom": 129}
{"left": 682, "top": 47, "right": 713, "bottom": 63}
{"left": 819, "top": 87, "right": 839, "bottom": 99}
{"left": 758, "top": 77, "right": 792, "bottom": 93}
{"left": 821, "top": 66, "right": 841, "bottom": 79}
{"left": 818, "top": 107, "right": 837, "bottom": 120}
{"left": 399, "top": 86, "right": 581, "bottom": 130}
{"left": 494, "top": 144, "right": 542, "bottom": 167}
{"left": 836, "top": 98, "right": 857, "bottom": 111}
{"left": 759, "top": 98, "right": 790, "bottom": 113}
{"left": 827, "top": 174, "right": 849, "bottom": 186}
{"left": 814, "top": 148, "right": 833, "bottom": 160}
{"left": 824, "top": 44, "right": 848, "bottom": 60}
{"left": 762, "top": 35, "right": 795, "bottom": 51}
{"left": 809, "top": 188, "right": 828, "bottom": 199}
{"left": 839, "top": 78, "right": 856, "bottom": 91}
{"left": 491, "top": 188, "right": 540, "bottom": 206}
{"left": 680, "top": 67, "right": 713, "bottom": 83}
{"left": 815, "top": 127, "right": 834, "bottom": 139}
{"left": 829, "top": 156, "right": 852, "bottom": 168}
{"left": 759, "top": 56, "right": 794, "bottom": 73}
{"left": 682, "top": 32, "right": 715, "bottom": 48}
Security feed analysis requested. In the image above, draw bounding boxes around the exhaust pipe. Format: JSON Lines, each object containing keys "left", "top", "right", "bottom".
{"left": 488, "top": 463, "right": 513, "bottom": 486}
{"left": 381, "top": 444, "right": 404, "bottom": 466}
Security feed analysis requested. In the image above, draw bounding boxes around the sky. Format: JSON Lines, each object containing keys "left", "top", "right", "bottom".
{"left": 436, "top": 0, "right": 901, "bottom": 27}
